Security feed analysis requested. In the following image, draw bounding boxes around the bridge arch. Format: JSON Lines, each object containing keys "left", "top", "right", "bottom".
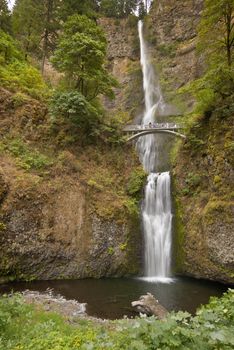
{"left": 126, "top": 129, "right": 186, "bottom": 142}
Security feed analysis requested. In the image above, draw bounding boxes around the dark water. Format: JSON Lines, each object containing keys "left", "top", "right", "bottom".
{"left": 0, "top": 277, "right": 228, "bottom": 319}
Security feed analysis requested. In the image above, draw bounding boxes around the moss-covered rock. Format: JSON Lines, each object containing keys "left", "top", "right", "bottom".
{"left": 173, "top": 112, "right": 234, "bottom": 283}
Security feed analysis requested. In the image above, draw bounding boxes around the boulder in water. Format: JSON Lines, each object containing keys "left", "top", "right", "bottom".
{"left": 131, "top": 293, "right": 168, "bottom": 319}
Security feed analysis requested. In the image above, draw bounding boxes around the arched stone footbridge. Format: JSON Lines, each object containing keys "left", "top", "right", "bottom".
{"left": 123, "top": 123, "right": 186, "bottom": 142}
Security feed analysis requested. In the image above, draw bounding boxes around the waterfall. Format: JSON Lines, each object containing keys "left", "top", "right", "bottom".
{"left": 137, "top": 20, "right": 173, "bottom": 282}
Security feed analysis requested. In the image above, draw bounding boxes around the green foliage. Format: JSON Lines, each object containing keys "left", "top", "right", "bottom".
{"left": 180, "top": 0, "right": 234, "bottom": 117}
{"left": 0, "top": 222, "right": 6, "bottom": 231}
{"left": 180, "top": 64, "right": 234, "bottom": 116}
{"left": 49, "top": 90, "right": 102, "bottom": 135}
{"left": 0, "top": 60, "right": 49, "bottom": 98}
{"left": 198, "top": 0, "right": 234, "bottom": 67}
{"left": 126, "top": 167, "right": 146, "bottom": 199}
{"left": 0, "top": 29, "right": 22, "bottom": 64}
{"left": 157, "top": 43, "right": 177, "bottom": 58}
{"left": 51, "top": 14, "right": 117, "bottom": 100}
{"left": 0, "top": 138, "right": 52, "bottom": 171}
{"left": 185, "top": 172, "right": 201, "bottom": 189}
{"left": 0, "top": 0, "right": 11, "bottom": 33}
{"left": 100, "top": 0, "right": 138, "bottom": 18}
{"left": 138, "top": 0, "right": 147, "bottom": 20}
{"left": 12, "top": 0, "right": 43, "bottom": 58}
{"left": 12, "top": 0, "right": 61, "bottom": 73}
{"left": 0, "top": 290, "right": 233, "bottom": 349}
{"left": 58, "top": 0, "right": 99, "bottom": 21}
{"left": 0, "top": 30, "right": 49, "bottom": 98}
{"left": 123, "top": 198, "right": 139, "bottom": 216}
{"left": 98, "top": 111, "right": 130, "bottom": 144}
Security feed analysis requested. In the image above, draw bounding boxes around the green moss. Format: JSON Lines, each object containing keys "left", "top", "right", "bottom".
{"left": 126, "top": 167, "right": 147, "bottom": 199}
{"left": 119, "top": 242, "right": 127, "bottom": 251}
{"left": 184, "top": 173, "right": 202, "bottom": 193}
{"left": 108, "top": 247, "right": 114, "bottom": 255}
{"left": 173, "top": 192, "right": 186, "bottom": 273}
{"left": 203, "top": 199, "right": 233, "bottom": 224}
{"left": 122, "top": 198, "right": 139, "bottom": 217}
{"left": 0, "top": 222, "right": 6, "bottom": 231}
{"left": 87, "top": 179, "right": 104, "bottom": 192}
{"left": 156, "top": 43, "right": 178, "bottom": 58}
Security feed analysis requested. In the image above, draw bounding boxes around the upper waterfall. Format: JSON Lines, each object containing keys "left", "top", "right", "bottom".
{"left": 137, "top": 20, "right": 167, "bottom": 173}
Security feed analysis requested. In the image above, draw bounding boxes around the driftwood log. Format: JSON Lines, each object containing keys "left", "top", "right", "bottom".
{"left": 131, "top": 293, "right": 168, "bottom": 319}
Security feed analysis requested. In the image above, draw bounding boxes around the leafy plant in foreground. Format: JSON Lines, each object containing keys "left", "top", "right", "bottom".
{"left": 0, "top": 289, "right": 233, "bottom": 350}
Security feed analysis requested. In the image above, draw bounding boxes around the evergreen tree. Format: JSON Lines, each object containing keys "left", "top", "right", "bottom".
{"left": 138, "top": 0, "right": 147, "bottom": 19}
{"left": 12, "top": 0, "right": 43, "bottom": 59}
{"left": 100, "top": 0, "right": 138, "bottom": 18}
{"left": 40, "top": 0, "right": 60, "bottom": 74}
{"left": 12, "top": 0, "right": 60, "bottom": 72}
{"left": 0, "top": 0, "right": 11, "bottom": 33}
{"left": 58, "top": 0, "right": 99, "bottom": 21}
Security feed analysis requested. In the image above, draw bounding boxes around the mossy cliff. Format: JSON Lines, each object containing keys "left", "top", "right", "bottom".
{"left": 173, "top": 110, "right": 234, "bottom": 284}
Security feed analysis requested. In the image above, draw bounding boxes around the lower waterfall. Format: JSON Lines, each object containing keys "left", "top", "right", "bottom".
{"left": 142, "top": 172, "right": 172, "bottom": 282}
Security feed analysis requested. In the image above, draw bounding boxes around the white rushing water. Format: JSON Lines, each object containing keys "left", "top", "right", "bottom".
{"left": 137, "top": 20, "right": 173, "bottom": 282}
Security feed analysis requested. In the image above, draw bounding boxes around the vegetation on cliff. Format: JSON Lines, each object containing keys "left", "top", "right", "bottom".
{"left": 0, "top": 289, "right": 233, "bottom": 349}
{"left": 172, "top": 0, "right": 234, "bottom": 282}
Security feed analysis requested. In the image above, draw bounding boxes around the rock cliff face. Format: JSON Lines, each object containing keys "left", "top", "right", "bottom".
{"left": 0, "top": 88, "right": 141, "bottom": 282}
{"left": 99, "top": 17, "right": 143, "bottom": 116}
{"left": 146, "top": 0, "right": 203, "bottom": 107}
{"left": 173, "top": 112, "right": 234, "bottom": 284}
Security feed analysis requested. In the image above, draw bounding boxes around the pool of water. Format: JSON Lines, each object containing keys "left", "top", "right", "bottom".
{"left": 0, "top": 277, "right": 228, "bottom": 319}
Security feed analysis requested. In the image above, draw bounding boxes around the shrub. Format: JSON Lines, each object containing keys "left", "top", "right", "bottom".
{"left": 49, "top": 91, "right": 101, "bottom": 134}
{"left": 126, "top": 167, "right": 146, "bottom": 199}
{"left": 0, "top": 30, "right": 49, "bottom": 99}
{"left": 0, "top": 30, "right": 22, "bottom": 64}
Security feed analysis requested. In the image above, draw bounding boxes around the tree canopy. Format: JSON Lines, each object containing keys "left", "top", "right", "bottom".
{"left": 0, "top": 0, "right": 11, "bottom": 33}
{"left": 51, "top": 14, "right": 117, "bottom": 101}
{"left": 58, "top": 0, "right": 99, "bottom": 21}
{"left": 100, "top": 0, "right": 139, "bottom": 18}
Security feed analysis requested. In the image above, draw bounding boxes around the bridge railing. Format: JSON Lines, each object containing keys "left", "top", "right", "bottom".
{"left": 123, "top": 123, "right": 184, "bottom": 132}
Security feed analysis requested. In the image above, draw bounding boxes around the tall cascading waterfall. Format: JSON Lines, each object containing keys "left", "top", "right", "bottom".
{"left": 137, "top": 20, "right": 173, "bottom": 282}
